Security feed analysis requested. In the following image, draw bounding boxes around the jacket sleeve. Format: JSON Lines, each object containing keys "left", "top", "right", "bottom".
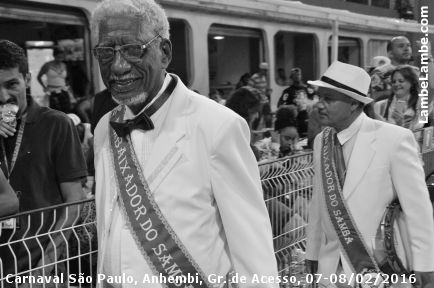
{"left": 305, "top": 133, "right": 323, "bottom": 261}
{"left": 210, "top": 116, "right": 279, "bottom": 287}
{"left": 391, "top": 129, "right": 434, "bottom": 271}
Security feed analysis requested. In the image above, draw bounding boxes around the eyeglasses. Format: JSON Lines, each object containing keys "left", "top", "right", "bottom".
{"left": 93, "top": 34, "right": 161, "bottom": 63}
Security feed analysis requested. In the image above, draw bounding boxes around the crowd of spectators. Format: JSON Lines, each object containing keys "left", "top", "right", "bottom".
{"left": 221, "top": 35, "right": 434, "bottom": 165}
{"left": 374, "top": 65, "right": 423, "bottom": 130}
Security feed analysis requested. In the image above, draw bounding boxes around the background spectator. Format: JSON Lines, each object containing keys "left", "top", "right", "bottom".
{"left": 235, "top": 72, "right": 251, "bottom": 89}
{"left": 74, "top": 96, "right": 94, "bottom": 124}
{"left": 0, "top": 40, "right": 87, "bottom": 278}
{"left": 374, "top": 65, "right": 423, "bottom": 130}
{"left": 251, "top": 62, "right": 269, "bottom": 96}
{"left": 37, "top": 46, "right": 73, "bottom": 113}
{"left": 274, "top": 105, "right": 303, "bottom": 157}
{"left": 277, "top": 68, "right": 309, "bottom": 137}
{"left": 209, "top": 89, "right": 226, "bottom": 105}
{"left": 68, "top": 113, "right": 94, "bottom": 198}
{"left": 90, "top": 88, "right": 116, "bottom": 133}
{"left": 370, "top": 36, "right": 415, "bottom": 102}
{"left": 367, "top": 55, "right": 391, "bottom": 75}
{"left": 277, "top": 67, "right": 307, "bottom": 107}
{"left": 226, "top": 85, "right": 263, "bottom": 160}
{"left": 305, "top": 84, "right": 319, "bottom": 113}
{"left": 251, "top": 62, "right": 272, "bottom": 128}
{"left": 276, "top": 68, "right": 289, "bottom": 86}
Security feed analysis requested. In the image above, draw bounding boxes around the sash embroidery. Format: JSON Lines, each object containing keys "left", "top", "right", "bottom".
{"left": 320, "top": 127, "right": 380, "bottom": 274}
{"left": 109, "top": 105, "right": 211, "bottom": 288}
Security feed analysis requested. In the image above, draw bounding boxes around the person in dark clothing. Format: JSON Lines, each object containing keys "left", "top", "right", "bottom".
{"left": 278, "top": 68, "right": 309, "bottom": 137}
{"left": 0, "top": 40, "right": 87, "bottom": 280}
{"left": 75, "top": 96, "right": 94, "bottom": 123}
{"left": 37, "top": 46, "right": 73, "bottom": 113}
{"left": 226, "top": 86, "right": 263, "bottom": 160}
{"left": 90, "top": 89, "right": 117, "bottom": 133}
{"left": 235, "top": 72, "right": 251, "bottom": 89}
{"left": 277, "top": 67, "right": 308, "bottom": 107}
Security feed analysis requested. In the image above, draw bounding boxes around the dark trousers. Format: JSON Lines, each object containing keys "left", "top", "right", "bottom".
{"left": 49, "top": 90, "right": 72, "bottom": 113}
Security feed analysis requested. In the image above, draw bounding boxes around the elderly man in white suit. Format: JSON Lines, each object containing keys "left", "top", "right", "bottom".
{"left": 91, "top": 0, "right": 278, "bottom": 287}
{"left": 305, "top": 61, "right": 434, "bottom": 288}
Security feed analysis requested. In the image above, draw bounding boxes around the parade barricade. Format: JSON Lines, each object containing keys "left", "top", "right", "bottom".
{"left": 0, "top": 152, "right": 313, "bottom": 287}
{"left": 0, "top": 199, "right": 97, "bottom": 288}
{"left": 259, "top": 152, "right": 314, "bottom": 286}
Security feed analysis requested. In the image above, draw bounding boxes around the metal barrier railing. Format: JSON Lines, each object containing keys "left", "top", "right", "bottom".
{"left": 260, "top": 152, "right": 314, "bottom": 285}
{"left": 0, "top": 152, "right": 314, "bottom": 287}
{"left": 0, "top": 199, "right": 97, "bottom": 288}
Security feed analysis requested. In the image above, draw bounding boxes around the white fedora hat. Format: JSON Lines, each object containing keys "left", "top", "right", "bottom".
{"left": 307, "top": 61, "right": 373, "bottom": 104}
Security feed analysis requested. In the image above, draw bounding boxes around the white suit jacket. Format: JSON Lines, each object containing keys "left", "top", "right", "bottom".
{"left": 94, "top": 75, "right": 279, "bottom": 287}
{"left": 306, "top": 114, "right": 434, "bottom": 280}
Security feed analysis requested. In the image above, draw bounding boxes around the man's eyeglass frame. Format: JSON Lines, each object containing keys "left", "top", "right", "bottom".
{"left": 93, "top": 34, "right": 161, "bottom": 63}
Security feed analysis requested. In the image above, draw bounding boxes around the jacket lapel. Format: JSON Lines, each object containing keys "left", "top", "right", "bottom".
{"left": 143, "top": 74, "right": 188, "bottom": 192}
{"left": 342, "top": 116, "right": 376, "bottom": 198}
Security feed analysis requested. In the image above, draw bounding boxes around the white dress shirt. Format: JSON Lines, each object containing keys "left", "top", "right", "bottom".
{"left": 336, "top": 112, "right": 366, "bottom": 169}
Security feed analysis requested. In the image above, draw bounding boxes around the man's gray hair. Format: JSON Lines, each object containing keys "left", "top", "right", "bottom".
{"left": 91, "top": 0, "right": 170, "bottom": 42}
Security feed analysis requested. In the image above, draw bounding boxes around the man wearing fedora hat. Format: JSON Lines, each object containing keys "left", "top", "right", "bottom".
{"left": 305, "top": 61, "right": 434, "bottom": 287}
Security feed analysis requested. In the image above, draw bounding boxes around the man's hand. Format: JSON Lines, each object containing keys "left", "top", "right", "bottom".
{"left": 0, "top": 121, "right": 16, "bottom": 138}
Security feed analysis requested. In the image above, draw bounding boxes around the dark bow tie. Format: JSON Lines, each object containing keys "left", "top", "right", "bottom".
{"left": 109, "top": 75, "right": 178, "bottom": 138}
{"left": 110, "top": 113, "right": 154, "bottom": 137}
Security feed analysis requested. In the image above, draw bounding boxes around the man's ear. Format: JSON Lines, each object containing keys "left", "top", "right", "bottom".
{"left": 160, "top": 38, "right": 172, "bottom": 69}
{"left": 25, "top": 73, "right": 31, "bottom": 88}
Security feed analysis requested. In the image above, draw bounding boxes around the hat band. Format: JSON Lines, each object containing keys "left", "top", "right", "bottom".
{"left": 321, "top": 76, "right": 366, "bottom": 97}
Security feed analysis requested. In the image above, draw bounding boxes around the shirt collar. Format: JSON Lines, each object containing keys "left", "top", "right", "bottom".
{"left": 124, "top": 73, "right": 171, "bottom": 120}
{"left": 336, "top": 112, "right": 366, "bottom": 146}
